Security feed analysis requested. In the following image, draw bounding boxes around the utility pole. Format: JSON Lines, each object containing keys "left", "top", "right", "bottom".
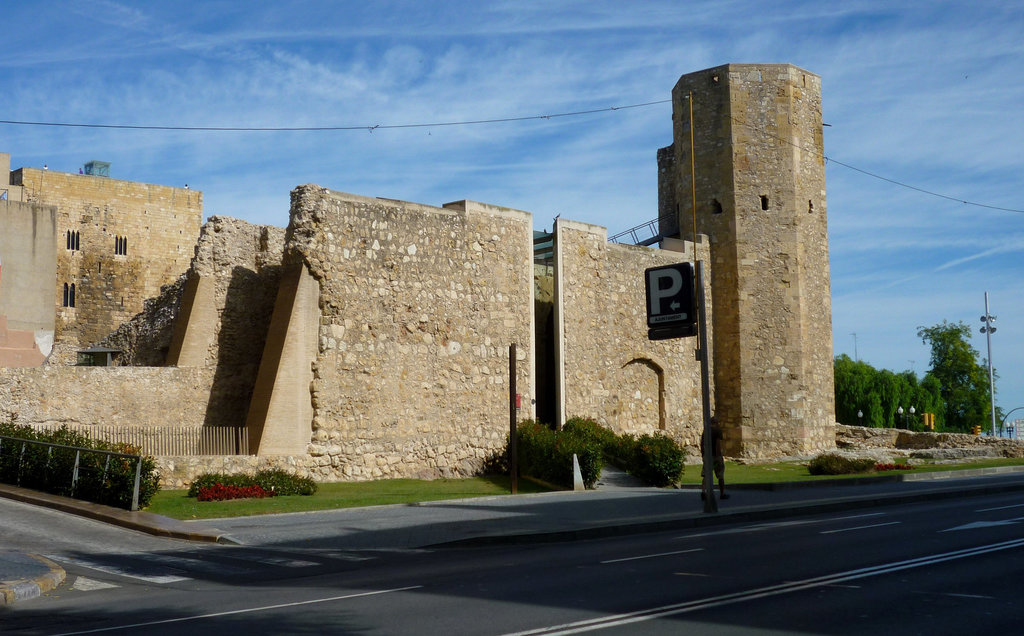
{"left": 980, "top": 293, "right": 997, "bottom": 437}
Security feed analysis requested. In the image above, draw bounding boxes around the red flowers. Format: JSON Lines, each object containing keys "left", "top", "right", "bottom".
{"left": 196, "top": 483, "right": 277, "bottom": 502}
{"left": 874, "top": 463, "right": 914, "bottom": 472}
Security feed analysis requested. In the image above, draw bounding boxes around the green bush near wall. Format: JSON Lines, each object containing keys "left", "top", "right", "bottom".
{"left": 515, "top": 417, "right": 686, "bottom": 489}
{"left": 516, "top": 420, "right": 604, "bottom": 489}
{"left": 808, "top": 452, "right": 877, "bottom": 475}
{"left": 187, "top": 469, "right": 317, "bottom": 498}
{"left": 0, "top": 422, "right": 160, "bottom": 509}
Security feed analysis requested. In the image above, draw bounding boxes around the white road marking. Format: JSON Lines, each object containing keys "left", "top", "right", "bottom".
{"left": 601, "top": 548, "right": 703, "bottom": 564}
{"left": 502, "top": 537, "right": 1024, "bottom": 635}
{"left": 942, "top": 519, "right": 1023, "bottom": 532}
{"left": 977, "top": 503, "right": 1024, "bottom": 512}
{"left": 70, "top": 577, "right": 119, "bottom": 591}
{"left": 222, "top": 555, "right": 319, "bottom": 568}
{"left": 676, "top": 512, "right": 887, "bottom": 539}
{"left": 51, "top": 586, "right": 424, "bottom": 635}
{"left": 820, "top": 521, "right": 902, "bottom": 534}
{"left": 45, "top": 554, "right": 191, "bottom": 584}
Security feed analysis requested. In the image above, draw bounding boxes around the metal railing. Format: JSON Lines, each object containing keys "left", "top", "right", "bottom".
{"left": 608, "top": 213, "right": 678, "bottom": 246}
{"left": 533, "top": 232, "right": 554, "bottom": 266}
{"left": 0, "top": 435, "right": 145, "bottom": 511}
{"left": 29, "top": 424, "right": 249, "bottom": 456}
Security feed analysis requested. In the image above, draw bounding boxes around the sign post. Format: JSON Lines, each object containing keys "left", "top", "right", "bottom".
{"left": 694, "top": 262, "right": 716, "bottom": 513}
{"left": 645, "top": 261, "right": 716, "bottom": 512}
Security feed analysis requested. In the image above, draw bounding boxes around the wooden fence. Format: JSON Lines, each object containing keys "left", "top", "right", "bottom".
{"left": 30, "top": 424, "right": 250, "bottom": 456}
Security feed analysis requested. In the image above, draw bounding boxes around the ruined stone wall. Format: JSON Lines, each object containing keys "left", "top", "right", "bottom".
{"left": 11, "top": 168, "right": 202, "bottom": 348}
{"left": 836, "top": 424, "right": 1024, "bottom": 460}
{"left": 181, "top": 216, "right": 285, "bottom": 369}
{"left": 554, "top": 218, "right": 711, "bottom": 450}
{"left": 666, "top": 64, "right": 835, "bottom": 457}
{"left": 285, "top": 187, "right": 534, "bottom": 480}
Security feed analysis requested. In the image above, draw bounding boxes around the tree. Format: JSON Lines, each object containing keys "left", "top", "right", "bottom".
{"left": 917, "top": 321, "right": 991, "bottom": 432}
{"left": 833, "top": 354, "right": 938, "bottom": 429}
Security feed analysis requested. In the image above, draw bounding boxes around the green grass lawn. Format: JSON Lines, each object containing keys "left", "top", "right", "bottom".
{"left": 147, "top": 475, "right": 552, "bottom": 520}
{"left": 147, "top": 458, "right": 1024, "bottom": 520}
{"left": 677, "top": 456, "right": 1024, "bottom": 485}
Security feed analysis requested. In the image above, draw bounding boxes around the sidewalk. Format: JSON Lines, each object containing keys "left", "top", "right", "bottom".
{"left": 4, "top": 466, "right": 1024, "bottom": 605}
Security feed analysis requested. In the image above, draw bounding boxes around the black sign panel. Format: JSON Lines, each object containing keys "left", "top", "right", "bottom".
{"left": 645, "top": 262, "right": 696, "bottom": 339}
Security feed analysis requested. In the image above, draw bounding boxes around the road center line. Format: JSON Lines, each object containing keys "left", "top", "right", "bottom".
{"left": 601, "top": 548, "right": 704, "bottom": 564}
{"left": 51, "top": 586, "right": 424, "bottom": 635}
{"left": 977, "top": 502, "right": 1024, "bottom": 512}
{"left": 675, "top": 512, "right": 887, "bottom": 539}
{"left": 503, "top": 537, "right": 1024, "bottom": 635}
{"left": 820, "top": 521, "right": 902, "bottom": 534}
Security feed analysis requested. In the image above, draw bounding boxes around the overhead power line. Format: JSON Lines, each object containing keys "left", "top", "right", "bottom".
{"left": 728, "top": 114, "right": 1024, "bottom": 215}
{"left": 0, "top": 100, "right": 671, "bottom": 132}
{"left": 3, "top": 98, "right": 1021, "bottom": 214}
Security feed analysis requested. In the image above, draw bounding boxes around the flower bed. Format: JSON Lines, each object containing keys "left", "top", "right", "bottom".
{"left": 196, "top": 483, "right": 276, "bottom": 502}
{"left": 874, "top": 463, "right": 915, "bottom": 471}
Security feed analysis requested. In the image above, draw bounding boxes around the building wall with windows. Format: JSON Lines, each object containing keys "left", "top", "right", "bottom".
{"left": 9, "top": 165, "right": 202, "bottom": 352}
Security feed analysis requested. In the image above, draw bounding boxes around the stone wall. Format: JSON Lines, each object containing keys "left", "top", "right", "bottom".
{"left": 663, "top": 64, "right": 835, "bottom": 457}
{"left": 0, "top": 366, "right": 213, "bottom": 430}
{"left": 553, "top": 218, "right": 711, "bottom": 451}
{"left": 11, "top": 167, "right": 201, "bottom": 348}
{"left": 285, "top": 187, "right": 535, "bottom": 480}
{"left": 836, "top": 424, "right": 1024, "bottom": 459}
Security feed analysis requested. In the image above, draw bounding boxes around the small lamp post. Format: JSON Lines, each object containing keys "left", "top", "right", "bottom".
{"left": 909, "top": 406, "right": 916, "bottom": 430}
{"left": 857, "top": 409, "right": 863, "bottom": 426}
{"left": 897, "top": 406, "right": 905, "bottom": 429}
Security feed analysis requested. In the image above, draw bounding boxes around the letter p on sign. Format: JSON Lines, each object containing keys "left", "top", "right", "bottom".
{"left": 645, "top": 262, "right": 696, "bottom": 339}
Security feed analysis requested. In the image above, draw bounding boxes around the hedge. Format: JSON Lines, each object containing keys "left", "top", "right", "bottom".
{"left": 808, "top": 453, "right": 877, "bottom": 475}
{"left": 515, "top": 417, "right": 686, "bottom": 489}
{"left": 0, "top": 421, "right": 160, "bottom": 509}
{"left": 187, "top": 469, "right": 317, "bottom": 498}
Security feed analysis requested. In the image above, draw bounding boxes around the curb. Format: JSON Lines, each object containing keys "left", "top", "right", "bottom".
{"left": 0, "top": 483, "right": 235, "bottom": 545}
{"left": 0, "top": 553, "right": 65, "bottom": 606}
{"left": 430, "top": 477, "right": 1024, "bottom": 548}
{"left": 677, "top": 464, "right": 1024, "bottom": 491}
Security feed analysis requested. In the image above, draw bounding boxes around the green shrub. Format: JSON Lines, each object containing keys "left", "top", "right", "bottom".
{"left": 0, "top": 422, "right": 160, "bottom": 509}
{"left": 630, "top": 434, "right": 686, "bottom": 487}
{"left": 515, "top": 420, "right": 603, "bottom": 489}
{"left": 559, "top": 418, "right": 686, "bottom": 487}
{"left": 512, "top": 418, "right": 687, "bottom": 489}
{"left": 254, "top": 469, "right": 317, "bottom": 496}
{"left": 563, "top": 417, "right": 617, "bottom": 449}
{"left": 187, "top": 469, "right": 317, "bottom": 498}
{"left": 808, "top": 453, "right": 876, "bottom": 475}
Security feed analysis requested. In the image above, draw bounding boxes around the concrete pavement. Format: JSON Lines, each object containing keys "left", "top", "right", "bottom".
{"left": 4, "top": 465, "right": 1024, "bottom": 605}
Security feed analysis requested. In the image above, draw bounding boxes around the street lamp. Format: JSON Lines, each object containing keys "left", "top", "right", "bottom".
{"left": 897, "top": 406, "right": 904, "bottom": 429}
{"left": 909, "top": 406, "right": 916, "bottom": 430}
{"left": 981, "top": 292, "right": 997, "bottom": 437}
{"left": 857, "top": 409, "right": 863, "bottom": 426}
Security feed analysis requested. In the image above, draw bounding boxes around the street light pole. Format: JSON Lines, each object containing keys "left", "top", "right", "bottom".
{"left": 981, "top": 293, "right": 997, "bottom": 437}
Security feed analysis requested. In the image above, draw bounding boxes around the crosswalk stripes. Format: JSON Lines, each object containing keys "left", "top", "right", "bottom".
{"left": 44, "top": 549, "right": 377, "bottom": 586}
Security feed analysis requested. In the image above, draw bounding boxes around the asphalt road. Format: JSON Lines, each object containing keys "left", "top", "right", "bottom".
{"left": 3, "top": 490, "right": 1024, "bottom": 634}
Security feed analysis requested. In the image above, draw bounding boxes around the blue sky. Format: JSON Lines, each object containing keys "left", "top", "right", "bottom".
{"left": 3, "top": 1, "right": 1022, "bottom": 426}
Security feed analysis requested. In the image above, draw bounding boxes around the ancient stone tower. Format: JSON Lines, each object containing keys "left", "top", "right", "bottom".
{"left": 659, "top": 63, "right": 835, "bottom": 456}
